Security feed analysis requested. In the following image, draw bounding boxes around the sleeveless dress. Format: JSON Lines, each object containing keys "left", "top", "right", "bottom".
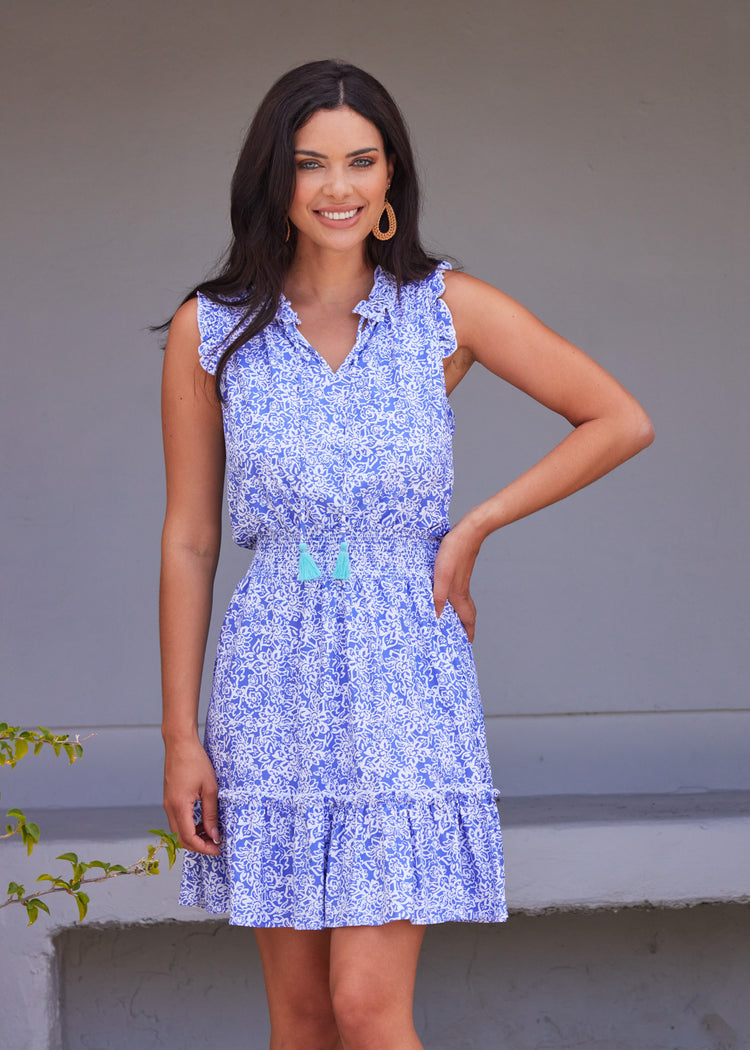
{"left": 178, "top": 262, "right": 507, "bottom": 928}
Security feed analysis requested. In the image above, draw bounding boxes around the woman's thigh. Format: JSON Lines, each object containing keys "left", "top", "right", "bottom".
{"left": 329, "top": 921, "right": 426, "bottom": 1022}
{"left": 254, "top": 927, "right": 336, "bottom": 1030}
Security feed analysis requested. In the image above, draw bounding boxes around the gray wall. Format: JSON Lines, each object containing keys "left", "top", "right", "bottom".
{"left": 2, "top": 0, "right": 748, "bottom": 807}
{"left": 59, "top": 905, "right": 750, "bottom": 1049}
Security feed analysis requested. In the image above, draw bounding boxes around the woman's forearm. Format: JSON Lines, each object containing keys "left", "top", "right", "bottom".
{"left": 464, "top": 410, "right": 654, "bottom": 542}
{"left": 159, "top": 536, "right": 220, "bottom": 744}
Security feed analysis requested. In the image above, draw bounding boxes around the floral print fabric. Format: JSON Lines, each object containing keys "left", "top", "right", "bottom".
{"left": 179, "top": 263, "right": 507, "bottom": 927}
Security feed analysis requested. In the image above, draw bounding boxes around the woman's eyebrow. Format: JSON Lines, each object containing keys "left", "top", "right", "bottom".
{"left": 294, "top": 147, "right": 380, "bottom": 158}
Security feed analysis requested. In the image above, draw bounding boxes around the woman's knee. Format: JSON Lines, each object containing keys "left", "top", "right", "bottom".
{"left": 330, "top": 979, "right": 396, "bottom": 1045}
{"left": 269, "top": 999, "right": 339, "bottom": 1050}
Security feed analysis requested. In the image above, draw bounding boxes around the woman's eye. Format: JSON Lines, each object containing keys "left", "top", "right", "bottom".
{"left": 352, "top": 158, "right": 374, "bottom": 167}
{"left": 297, "top": 160, "right": 320, "bottom": 170}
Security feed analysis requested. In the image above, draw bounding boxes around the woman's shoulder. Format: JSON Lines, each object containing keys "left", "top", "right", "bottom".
{"left": 170, "top": 296, "right": 200, "bottom": 335}
{"left": 438, "top": 267, "right": 525, "bottom": 341}
{"left": 402, "top": 261, "right": 491, "bottom": 307}
{"left": 439, "top": 267, "right": 499, "bottom": 304}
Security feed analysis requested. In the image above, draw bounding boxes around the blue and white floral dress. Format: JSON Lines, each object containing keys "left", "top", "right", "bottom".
{"left": 179, "top": 262, "right": 507, "bottom": 928}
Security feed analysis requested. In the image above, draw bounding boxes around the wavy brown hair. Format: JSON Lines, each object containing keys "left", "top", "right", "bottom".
{"left": 162, "top": 59, "right": 441, "bottom": 397}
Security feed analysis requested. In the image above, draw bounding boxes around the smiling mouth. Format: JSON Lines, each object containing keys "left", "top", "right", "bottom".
{"left": 316, "top": 207, "right": 363, "bottom": 220}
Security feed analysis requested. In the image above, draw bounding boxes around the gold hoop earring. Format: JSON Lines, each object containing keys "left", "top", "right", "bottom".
{"left": 285, "top": 218, "right": 291, "bottom": 242}
{"left": 372, "top": 198, "right": 397, "bottom": 241}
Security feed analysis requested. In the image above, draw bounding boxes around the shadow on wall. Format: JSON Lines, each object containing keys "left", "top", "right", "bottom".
{"left": 58, "top": 904, "right": 750, "bottom": 1049}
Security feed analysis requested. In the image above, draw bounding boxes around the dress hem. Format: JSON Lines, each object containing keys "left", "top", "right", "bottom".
{"left": 177, "top": 896, "right": 509, "bottom": 929}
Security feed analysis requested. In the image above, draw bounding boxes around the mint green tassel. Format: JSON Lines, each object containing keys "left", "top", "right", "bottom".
{"left": 298, "top": 542, "right": 321, "bottom": 581}
{"left": 333, "top": 539, "right": 351, "bottom": 581}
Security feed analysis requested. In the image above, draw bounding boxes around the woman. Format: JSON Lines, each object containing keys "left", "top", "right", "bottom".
{"left": 160, "top": 60, "right": 652, "bottom": 1050}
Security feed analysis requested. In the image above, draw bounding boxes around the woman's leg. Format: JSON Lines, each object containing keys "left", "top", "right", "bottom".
{"left": 254, "top": 928, "right": 341, "bottom": 1050}
{"left": 329, "top": 921, "right": 426, "bottom": 1050}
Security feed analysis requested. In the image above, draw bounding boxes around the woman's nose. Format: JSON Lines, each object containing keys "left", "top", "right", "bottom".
{"left": 323, "top": 164, "right": 351, "bottom": 199}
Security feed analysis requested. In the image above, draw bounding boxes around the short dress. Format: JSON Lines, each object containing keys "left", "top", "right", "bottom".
{"left": 179, "top": 262, "right": 507, "bottom": 928}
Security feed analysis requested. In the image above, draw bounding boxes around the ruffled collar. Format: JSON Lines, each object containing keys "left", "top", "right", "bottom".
{"left": 276, "top": 265, "right": 398, "bottom": 328}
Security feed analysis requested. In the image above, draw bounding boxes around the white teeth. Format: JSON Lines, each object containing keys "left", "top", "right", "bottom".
{"left": 320, "top": 208, "right": 358, "bottom": 220}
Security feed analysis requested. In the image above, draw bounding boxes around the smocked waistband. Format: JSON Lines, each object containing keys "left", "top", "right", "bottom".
{"left": 250, "top": 530, "right": 442, "bottom": 580}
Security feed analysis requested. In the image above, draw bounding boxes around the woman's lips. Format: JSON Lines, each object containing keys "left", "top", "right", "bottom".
{"left": 314, "top": 206, "right": 365, "bottom": 228}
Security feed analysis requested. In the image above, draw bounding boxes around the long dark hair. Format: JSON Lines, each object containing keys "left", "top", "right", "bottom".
{"left": 165, "top": 59, "right": 440, "bottom": 397}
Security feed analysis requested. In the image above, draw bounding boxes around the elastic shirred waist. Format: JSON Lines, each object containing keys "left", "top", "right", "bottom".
{"left": 250, "top": 530, "right": 441, "bottom": 580}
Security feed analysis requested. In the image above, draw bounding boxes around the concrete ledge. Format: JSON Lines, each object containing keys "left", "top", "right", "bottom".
{"left": 2, "top": 792, "right": 749, "bottom": 1049}
{"left": 499, "top": 791, "right": 750, "bottom": 913}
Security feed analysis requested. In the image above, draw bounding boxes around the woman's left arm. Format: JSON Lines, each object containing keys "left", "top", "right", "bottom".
{"left": 433, "top": 270, "right": 655, "bottom": 640}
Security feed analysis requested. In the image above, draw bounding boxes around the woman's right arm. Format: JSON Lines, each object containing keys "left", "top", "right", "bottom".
{"left": 160, "top": 298, "right": 225, "bottom": 856}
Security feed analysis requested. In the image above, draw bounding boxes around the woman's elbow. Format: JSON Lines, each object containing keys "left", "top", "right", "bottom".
{"left": 620, "top": 405, "right": 655, "bottom": 457}
{"left": 634, "top": 408, "right": 655, "bottom": 451}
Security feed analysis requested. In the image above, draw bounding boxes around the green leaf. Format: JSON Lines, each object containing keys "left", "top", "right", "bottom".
{"left": 34, "top": 899, "right": 50, "bottom": 916}
{"left": 14, "top": 739, "right": 28, "bottom": 761}
{"left": 7, "top": 881, "right": 25, "bottom": 899}
{"left": 56, "top": 852, "right": 79, "bottom": 865}
{"left": 75, "top": 891, "right": 89, "bottom": 921}
{"left": 36, "top": 874, "right": 69, "bottom": 889}
{"left": 20, "top": 821, "right": 40, "bottom": 856}
{"left": 86, "top": 860, "right": 111, "bottom": 872}
{"left": 25, "top": 901, "right": 39, "bottom": 925}
{"left": 6, "top": 808, "right": 25, "bottom": 821}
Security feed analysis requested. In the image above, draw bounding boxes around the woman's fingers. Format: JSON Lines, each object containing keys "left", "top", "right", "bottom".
{"left": 170, "top": 796, "right": 221, "bottom": 856}
{"left": 450, "top": 590, "right": 477, "bottom": 642}
{"left": 433, "top": 529, "right": 479, "bottom": 639}
{"left": 432, "top": 568, "right": 450, "bottom": 619}
{"left": 163, "top": 740, "right": 221, "bottom": 855}
{"left": 432, "top": 536, "right": 456, "bottom": 618}
{"left": 199, "top": 791, "right": 221, "bottom": 847}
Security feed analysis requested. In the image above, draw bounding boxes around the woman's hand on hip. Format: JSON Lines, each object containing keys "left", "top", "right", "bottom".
{"left": 433, "top": 520, "right": 482, "bottom": 642}
{"left": 162, "top": 736, "right": 221, "bottom": 856}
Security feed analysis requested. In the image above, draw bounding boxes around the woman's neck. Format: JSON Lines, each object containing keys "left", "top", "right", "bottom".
{"left": 284, "top": 243, "right": 374, "bottom": 309}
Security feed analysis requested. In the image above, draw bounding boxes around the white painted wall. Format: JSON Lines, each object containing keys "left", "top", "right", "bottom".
{"left": 2, "top": 0, "right": 749, "bottom": 806}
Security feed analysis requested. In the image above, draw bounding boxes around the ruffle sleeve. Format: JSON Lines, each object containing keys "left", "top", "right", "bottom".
{"left": 425, "top": 261, "right": 458, "bottom": 360}
{"left": 196, "top": 292, "right": 244, "bottom": 376}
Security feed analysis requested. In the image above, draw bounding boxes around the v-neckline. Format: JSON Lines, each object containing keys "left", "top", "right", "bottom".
{"left": 295, "top": 319, "right": 366, "bottom": 378}
{"left": 279, "top": 266, "right": 391, "bottom": 377}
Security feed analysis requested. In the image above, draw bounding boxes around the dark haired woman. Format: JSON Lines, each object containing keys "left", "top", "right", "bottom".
{"left": 160, "top": 60, "right": 653, "bottom": 1050}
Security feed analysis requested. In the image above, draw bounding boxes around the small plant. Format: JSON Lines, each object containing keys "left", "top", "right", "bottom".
{"left": 1, "top": 722, "right": 181, "bottom": 925}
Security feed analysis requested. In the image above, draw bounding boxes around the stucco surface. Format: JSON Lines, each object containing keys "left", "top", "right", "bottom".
{"left": 58, "top": 905, "right": 750, "bottom": 1049}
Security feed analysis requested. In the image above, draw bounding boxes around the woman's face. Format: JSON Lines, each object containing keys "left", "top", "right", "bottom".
{"left": 288, "top": 106, "right": 394, "bottom": 255}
